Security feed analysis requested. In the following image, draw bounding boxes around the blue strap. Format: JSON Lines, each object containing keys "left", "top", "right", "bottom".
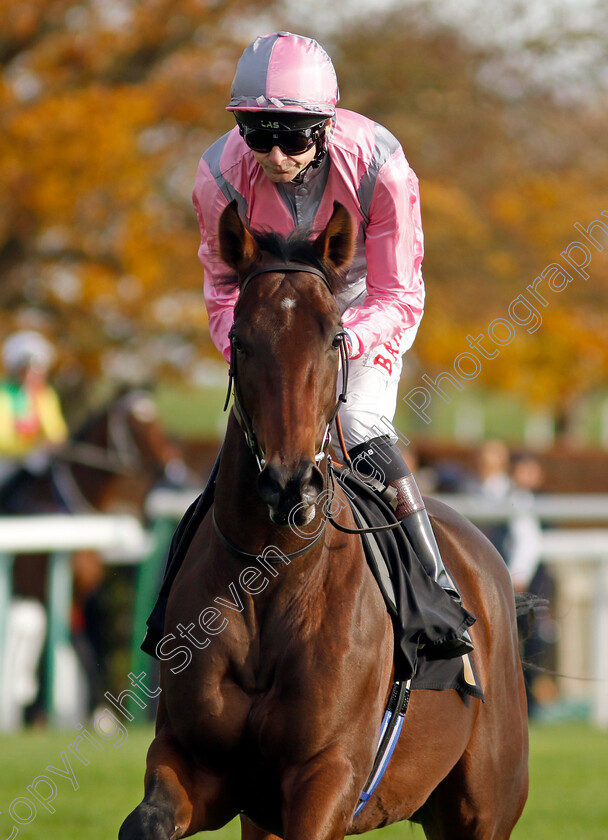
{"left": 354, "top": 679, "right": 411, "bottom": 817}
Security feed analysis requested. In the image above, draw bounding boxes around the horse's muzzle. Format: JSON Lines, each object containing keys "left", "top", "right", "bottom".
{"left": 257, "top": 458, "right": 325, "bottom": 527}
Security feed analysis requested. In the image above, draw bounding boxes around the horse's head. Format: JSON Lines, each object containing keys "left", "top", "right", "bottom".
{"left": 61, "top": 389, "right": 188, "bottom": 513}
{"left": 106, "top": 390, "right": 187, "bottom": 484}
{"left": 219, "top": 201, "right": 355, "bottom": 527}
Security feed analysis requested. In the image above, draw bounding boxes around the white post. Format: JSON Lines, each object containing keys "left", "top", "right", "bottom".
{"left": 524, "top": 409, "right": 555, "bottom": 448}
{"left": 601, "top": 398, "right": 608, "bottom": 449}
{"left": 453, "top": 399, "right": 484, "bottom": 443}
{"left": 591, "top": 556, "right": 608, "bottom": 728}
{"left": 0, "top": 553, "right": 14, "bottom": 730}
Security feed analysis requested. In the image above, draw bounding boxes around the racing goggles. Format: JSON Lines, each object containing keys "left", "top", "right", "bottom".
{"left": 238, "top": 121, "right": 326, "bottom": 155}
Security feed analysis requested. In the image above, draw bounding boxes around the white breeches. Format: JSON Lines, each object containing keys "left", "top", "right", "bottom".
{"left": 334, "top": 325, "right": 418, "bottom": 451}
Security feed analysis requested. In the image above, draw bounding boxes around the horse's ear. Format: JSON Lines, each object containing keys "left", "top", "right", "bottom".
{"left": 218, "top": 201, "right": 260, "bottom": 279}
{"left": 314, "top": 202, "right": 356, "bottom": 270}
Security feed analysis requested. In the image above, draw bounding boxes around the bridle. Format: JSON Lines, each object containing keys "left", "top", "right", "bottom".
{"left": 218, "top": 260, "right": 400, "bottom": 560}
{"left": 223, "top": 262, "right": 350, "bottom": 473}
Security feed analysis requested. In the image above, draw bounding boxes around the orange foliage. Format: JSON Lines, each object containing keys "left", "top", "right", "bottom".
{"left": 336, "top": 9, "right": 608, "bottom": 422}
{"left": 1, "top": 2, "right": 607, "bottom": 427}
{"left": 0, "top": 0, "right": 270, "bottom": 399}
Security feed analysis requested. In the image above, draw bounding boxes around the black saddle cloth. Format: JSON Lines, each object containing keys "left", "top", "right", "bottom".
{"left": 142, "top": 462, "right": 477, "bottom": 690}
{"left": 332, "top": 468, "right": 476, "bottom": 681}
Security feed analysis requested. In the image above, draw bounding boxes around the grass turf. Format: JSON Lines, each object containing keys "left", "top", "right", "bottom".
{"left": 0, "top": 721, "right": 607, "bottom": 839}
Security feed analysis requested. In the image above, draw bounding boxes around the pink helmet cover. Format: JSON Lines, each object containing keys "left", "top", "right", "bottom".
{"left": 226, "top": 32, "right": 339, "bottom": 116}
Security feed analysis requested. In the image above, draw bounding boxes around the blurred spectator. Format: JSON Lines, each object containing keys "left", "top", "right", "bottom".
{"left": 507, "top": 454, "right": 545, "bottom": 590}
{"left": 473, "top": 438, "right": 512, "bottom": 557}
{"left": 506, "top": 453, "right": 557, "bottom": 717}
{"left": 0, "top": 331, "right": 68, "bottom": 483}
{"left": 0, "top": 331, "right": 68, "bottom": 728}
{"left": 476, "top": 438, "right": 511, "bottom": 499}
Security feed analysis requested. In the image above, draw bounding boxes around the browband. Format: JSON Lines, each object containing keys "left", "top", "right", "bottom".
{"left": 240, "top": 263, "right": 332, "bottom": 296}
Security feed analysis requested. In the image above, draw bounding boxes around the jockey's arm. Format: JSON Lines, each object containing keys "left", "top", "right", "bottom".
{"left": 193, "top": 176, "right": 239, "bottom": 364}
{"left": 341, "top": 152, "right": 425, "bottom": 358}
{"left": 37, "top": 386, "right": 69, "bottom": 446}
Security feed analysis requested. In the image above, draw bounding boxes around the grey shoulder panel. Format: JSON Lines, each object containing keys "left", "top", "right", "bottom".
{"left": 357, "top": 123, "right": 400, "bottom": 223}
{"left": 202, "top": 134, "right": 248, "bottom": 217}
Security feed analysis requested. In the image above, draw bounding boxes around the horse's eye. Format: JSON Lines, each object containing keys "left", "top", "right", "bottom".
{"left": 232, "top": 334, "right": 244, "bottom": 353}
{"left": 332, "top": 332, "right": 345, "bottom": 350}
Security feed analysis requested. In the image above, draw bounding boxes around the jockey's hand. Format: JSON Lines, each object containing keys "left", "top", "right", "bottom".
{"left": 343, "top": 328, "right": 362, "bottom": 359}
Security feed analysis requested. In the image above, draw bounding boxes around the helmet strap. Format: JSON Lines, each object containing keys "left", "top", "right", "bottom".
{"left": 292, "top": 131, "right": 327, "bottom": 185}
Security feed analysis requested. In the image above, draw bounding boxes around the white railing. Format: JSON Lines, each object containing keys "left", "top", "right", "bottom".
{"left": 434, "top": 492, "right": 608, "bottom": 524}
{"left": 2, "top": 494, "right": 608, "bottom": 729}
{"left": 535, "top": 529, "right": 608, "bottom": 728}
{"left": 0, "top": 515, "right": 150, "bottom": 730}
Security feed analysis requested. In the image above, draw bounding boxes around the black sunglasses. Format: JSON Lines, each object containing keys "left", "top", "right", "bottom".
{"left": 238, "top": 123, "right": 326, "bottom": 155}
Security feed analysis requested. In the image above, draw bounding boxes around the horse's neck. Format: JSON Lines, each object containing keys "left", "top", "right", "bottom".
{"left": 215, "top": 412, "right": 266, "bottom": 520}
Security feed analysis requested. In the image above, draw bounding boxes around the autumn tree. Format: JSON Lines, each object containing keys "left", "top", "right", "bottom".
{"left": 2, "top": 1, "right": 607, "bottom": 435}
{"left": 0, "top": 0, "right": 273, "bottom": 408}
{"left": 332, "top": 7, "right": 608, "bottom": 435}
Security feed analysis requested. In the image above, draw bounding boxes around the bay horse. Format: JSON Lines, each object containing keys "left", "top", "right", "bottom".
{"left": 120, "top": 203, "right": 528, "bottom": 839}
{"left": 1, "top": 389, "right": 187, "bottom": 713}
{"left": 0, "top": 389, "right": 185, "bottom": 520}
{"left": 1, "top": 389, "right": 187, "bottom": 601}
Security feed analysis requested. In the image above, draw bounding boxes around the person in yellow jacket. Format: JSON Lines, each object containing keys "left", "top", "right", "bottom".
{"left": 0, "top": 331, "right": 68, "bottom": 482}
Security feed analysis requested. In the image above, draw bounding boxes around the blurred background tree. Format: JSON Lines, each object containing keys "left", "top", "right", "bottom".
{"left": 1, "top": 0, "right": 607, "bottom": 439}
{"left": 0, "top": 0, "right": 273, "bottom": 413}
{"left": 329, "top": 2, "right": 608, "bottom": 438}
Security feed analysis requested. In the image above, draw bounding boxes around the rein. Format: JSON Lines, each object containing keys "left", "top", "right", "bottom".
{"left": 326, "top": 464, "right": 403, "bottom": 535}
{"left": 60, "top": 400, "right": 145, "bottom": 476}
{"left": 212, "top": 509, "right": 327, "bottom": 563}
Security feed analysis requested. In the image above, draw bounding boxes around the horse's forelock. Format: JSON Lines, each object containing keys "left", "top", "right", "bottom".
{"left": 254, "top": 229, "right": 341, "bottom": 292}
{"left": 219, "top": 227, "right": 344, "bottom": 294}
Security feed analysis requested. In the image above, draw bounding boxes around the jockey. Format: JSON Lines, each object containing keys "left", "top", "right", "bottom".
{"left": 143, "top": 32, "right": 473, "bottom": 660}
{"left": 0, "top": 331, "right": 68, "bottom": 482}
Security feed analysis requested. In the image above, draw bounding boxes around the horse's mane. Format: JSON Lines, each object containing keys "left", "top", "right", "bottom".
{"left": 221, "top": 227, "right": 346, "bottom": 293}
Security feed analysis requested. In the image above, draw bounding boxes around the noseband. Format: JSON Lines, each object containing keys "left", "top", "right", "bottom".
{"left": 223, "top": 262, "right": 350, "bottom": 473}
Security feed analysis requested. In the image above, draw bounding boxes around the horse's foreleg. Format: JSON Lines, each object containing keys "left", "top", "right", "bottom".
{"left": 280, "top": 751, "right": 359, "bottom": 840}
{"left": 119, "top": 727, "right": 234, "bottom": 840}
{"left": 240, "top": 815, "right": 282, "bottom": 840}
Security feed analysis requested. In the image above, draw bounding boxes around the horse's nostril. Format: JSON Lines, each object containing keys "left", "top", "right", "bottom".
{"left": 257, "top": 463, "right": 283, "bottom": 507}
{"left": 300, "top": 463, "right": 324, "bottom": 502}
{"left": 257, "top": 459, "right": 323, "bottom": 513}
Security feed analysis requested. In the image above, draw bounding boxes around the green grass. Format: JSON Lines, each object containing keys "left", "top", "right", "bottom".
{"left": 0, "top": 722, "right": 607, "bottom": 839}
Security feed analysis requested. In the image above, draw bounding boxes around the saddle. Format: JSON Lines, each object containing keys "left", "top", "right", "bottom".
{"left": 331, "top": 467, "right": 483, "bottom": 699}
{"left": 142, "top": 459, "right": 482, "bottom": 702}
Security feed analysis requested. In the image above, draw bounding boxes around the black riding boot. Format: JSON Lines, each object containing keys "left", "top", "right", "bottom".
{"left": 349, "top": 435, "right": 474, "bottom": 660}
{"left": 389, "top": 474, "right": 474, "bottom": 660}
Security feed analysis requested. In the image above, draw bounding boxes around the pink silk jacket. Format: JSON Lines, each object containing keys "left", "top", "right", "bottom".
{"left": 193, "top": 108, "right": 425, "bottom": 362}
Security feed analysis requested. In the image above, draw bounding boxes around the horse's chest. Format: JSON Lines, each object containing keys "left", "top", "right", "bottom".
{"left": 168, "top": 639, "right": 332, "bottom": 765}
